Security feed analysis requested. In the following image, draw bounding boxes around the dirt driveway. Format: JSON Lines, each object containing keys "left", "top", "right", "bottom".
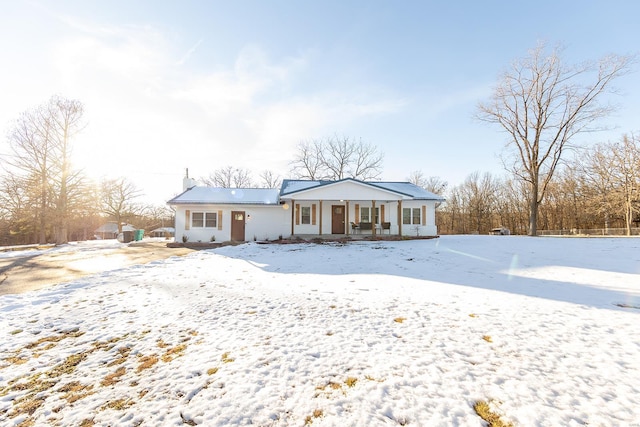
{"left": 0, "top": 241, "right": 195, "bottom": 296}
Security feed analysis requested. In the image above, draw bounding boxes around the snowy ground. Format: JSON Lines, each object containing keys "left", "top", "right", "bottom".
{"left": 1, "top": 235, "right": 639, "bottom": 426}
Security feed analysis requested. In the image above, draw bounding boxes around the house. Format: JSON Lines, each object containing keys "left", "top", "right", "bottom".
{"left": 94, "top": 222, "right": 137, "bottom": 240}
{"left": 149, "top": 227, "right": 175, "bottom": 238}
{"left": 167, "top": 177, "right": 445, "bottom": 242}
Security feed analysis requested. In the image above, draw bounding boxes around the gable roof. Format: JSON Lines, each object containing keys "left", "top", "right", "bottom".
{"left": 167, "top": 178, "right": 444, "bottom": 206}
{"left": 280, "top": 178, "right": 444, "bottom": 201}
{"left": 167, "top": 187, "right": 280, "bottom": 205}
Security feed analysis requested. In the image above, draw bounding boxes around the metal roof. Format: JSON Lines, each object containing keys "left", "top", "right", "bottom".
{"left": 280, "top": 178, "right": 445, "bottom": 201}
{"left": 167, "top": 179, "right": 444, "bottom": 206}
{"left": 167, "top": 187, "right": 280, "bottom": 205}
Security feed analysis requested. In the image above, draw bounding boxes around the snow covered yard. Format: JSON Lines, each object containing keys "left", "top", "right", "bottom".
{"left": 1, "top": 235, "right": 639, "bottom": 426}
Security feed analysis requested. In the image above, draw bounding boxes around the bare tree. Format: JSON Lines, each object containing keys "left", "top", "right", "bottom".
{"left": 460, "top": 171, "right": 500, "bottom": 234}
{"left": 100, "top": 177, "right": 143, "bottom": 234}
{"left": 0, "top": 174, "right": 33, "bottom": 244}
{"left": 290, "top": 140, "right": 325, "bottom": 180}
{"left": 290, "top": 135, "right": 383, "bottom": 180}
{"left": 407, "top": 170, "right": 448, "bottom": 194}
{"left": 4, "top": 95, "right": 85, "bottom": 244}
{"left": 477, "top": 42, "right": 633, "bottom": 235}
{"left": 48, "top": 96, "right": 85, "bottom": 244}
{"left": 6, "top": 105, "right": 54, "bottom": 243}
{"left": 259, "top": 170, "right": 282, "bottom": 189}
{"left": 608, "top": 134, "right": 640, "bottom": 235}
{"left": 202, "top": 166, "right": 254, "bottom": 188}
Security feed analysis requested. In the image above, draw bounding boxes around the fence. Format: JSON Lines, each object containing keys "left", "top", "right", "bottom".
{"left": 537, "top": 228, "right": 640, "bottom": 236}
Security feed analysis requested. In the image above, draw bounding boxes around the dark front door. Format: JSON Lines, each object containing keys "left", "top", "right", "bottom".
{"left": 231, "top": 211, "right": 246, "bottom": 241}
{"left": 331, "top": 205, "right": 345, "bottom": 234}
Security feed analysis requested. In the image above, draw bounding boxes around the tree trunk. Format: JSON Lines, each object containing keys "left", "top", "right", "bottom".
{"left": 528, "top": 180, "right": 539, "bottom": 236}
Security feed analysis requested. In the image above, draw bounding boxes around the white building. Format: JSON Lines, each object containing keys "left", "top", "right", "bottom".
{"left": 168, "top": 178, "right": 444, "bottom": 242}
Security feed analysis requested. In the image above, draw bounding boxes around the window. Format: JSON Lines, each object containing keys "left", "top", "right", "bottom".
{"left": 402, "top": 208, "right": 421, "bottom": 225}
{"left": 361, "top": 207, "right": 370, "bottom": 222}
{"left": 192, "top": 212, "right": 217, "bottom": 228}
{"left": 412, "top": 208, "right": 420, "bottom": 225}
{"left": 301, "top": 206, "right": 311, "bottom": 224}
{"left": 360, "top": 207, "right": 379, "bottom": 223}
{"left": 205, "top": 212, "right": 217, "bottom": 228}
{"left": 192, "top": 212, "right": 204, "bottom": 227}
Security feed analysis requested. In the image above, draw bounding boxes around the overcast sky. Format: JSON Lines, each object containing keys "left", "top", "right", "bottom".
{"left": 1, "top": 1, "right": 639, "bottom": 204}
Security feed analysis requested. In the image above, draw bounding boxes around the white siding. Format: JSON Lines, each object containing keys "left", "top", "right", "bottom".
{"left": 173, "top": 204, "right": 290, "bottom": 242}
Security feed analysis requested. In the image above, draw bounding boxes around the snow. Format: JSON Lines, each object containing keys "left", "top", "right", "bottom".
{"left": 1, "top": 235, "right": 639, "bottom": 426}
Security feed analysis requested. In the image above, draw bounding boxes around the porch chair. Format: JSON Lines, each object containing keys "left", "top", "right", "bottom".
{"left": 350, "top": 222, "right": 360, "bottom": 234}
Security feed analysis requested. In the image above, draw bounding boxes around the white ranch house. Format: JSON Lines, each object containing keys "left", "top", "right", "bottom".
{"left": 168, "top": 177, "right": 444, "bottom": 242}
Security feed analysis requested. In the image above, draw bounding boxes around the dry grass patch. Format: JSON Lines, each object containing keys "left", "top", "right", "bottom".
{"left": 156, "top": 338, "right": 169, "bottom": 348}
{"left": 79, "top": 418, "right": 95, "bottom": 427}
{"left": 221, "top": 352, "right": 235, "bottom": 363}
{"left": 393, "top": 317, "right": 406, "bottom": 323}
{"left": 304, "top": 409, "right": 324, "bottom": 425}
{"left": 101, "top": 366, "right": 126, "bottom": 386}
{"left": 207, "top": 367, "right": 219, "bottom": 375}
{"left": 3, "top": 355, "right": 29, "bottom": 366}
{"left": 10, "top": 329, "right": 23, "bottom": 335}
{"left": 344, "top": 377, "right": 358, "bottom": 388}
{"left": 47, "top": 353, "right": 87, "bottom": 378}
{"left": 107, "top": 346, "right": 132, "bottom": 367}
{"left": 136, "top": 354, "right": 158, "bottom": 373}
{"left": 473, "top": 400, "right": 513, "bottom": 427}
{"left": 58, "top": 381, "right": 94, "bottom": 403}
{"left": 16, "top": 418, "right": 36, "bottom": 427}
{"left": 11, "top": 395, "right": 46, "bottom": 417}
{"left": 482, "top": 335, "right": 493, "bottom": 343}
{"left": 101, "top": 398, "right": 135, "bottom": 411}
{"left": 161, "top": 344, "right": 187, "bottom": 363}
{"left": 25, "top": 328, "right": 84, "bottom": 350}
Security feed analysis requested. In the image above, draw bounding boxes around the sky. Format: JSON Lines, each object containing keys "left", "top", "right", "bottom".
{"left": 0, "top": 0, "right": 639, "bottom": 205}
{"left": 1, "top": 236, "right": 639, "bottom": 425}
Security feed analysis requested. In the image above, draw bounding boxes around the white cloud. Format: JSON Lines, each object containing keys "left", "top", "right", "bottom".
{"left": 1, "top": 15, "right": 407, "bottom": 203}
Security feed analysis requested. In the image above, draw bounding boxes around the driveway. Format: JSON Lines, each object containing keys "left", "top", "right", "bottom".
{"left": 0, "top": 240, "right": 195, "bottom": 296}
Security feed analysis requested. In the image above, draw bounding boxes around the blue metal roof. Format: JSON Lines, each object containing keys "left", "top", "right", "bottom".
{"left": 168, "top": 187, "right": 280, "bottom": 205}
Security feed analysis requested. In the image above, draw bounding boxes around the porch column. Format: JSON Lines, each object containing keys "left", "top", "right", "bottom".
{"left": 319, "top": 200, "right": 323, "bottom": 235}
{"left": 372, "top": 200, "right": 377, "bottom": 236}
{"left": 397, "top": 200, "right": 402, "bottom": 236}
{"left": 290, "top": 199, "right": 295, "bottom": 236}
{"left": 346, "top": 201, "right": 350, "bottom": 235}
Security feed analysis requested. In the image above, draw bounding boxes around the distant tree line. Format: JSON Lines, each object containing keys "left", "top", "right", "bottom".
{"left": 0, "top": 96, "right": 173, "bottom": 246}
{"left": 429, "top": 133, "right": 640, "bottom": 235}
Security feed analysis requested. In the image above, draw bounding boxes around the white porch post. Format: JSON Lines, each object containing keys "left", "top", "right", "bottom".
{"left": 290, "top": 199, "right": 295, "bottom": 236}
{"left": 372, "top": 200, "right": 376, "bottom": 236}
{"left": 319, "top": 200, "right": 323, "bottom": 235}
{"left": 397, "top": 200, "right": 402, "bottom": 236}
{"left": 346, "top": 201, "right": 350, "bottom": 235}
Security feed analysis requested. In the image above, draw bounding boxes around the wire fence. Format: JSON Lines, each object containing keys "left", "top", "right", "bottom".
{"left": 537, "top": 228, "right": 640, "bottom": 236}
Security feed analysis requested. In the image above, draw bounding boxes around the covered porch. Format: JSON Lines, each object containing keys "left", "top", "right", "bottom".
{"left": 285, "top": 199, "right": 406, "bottom": 237}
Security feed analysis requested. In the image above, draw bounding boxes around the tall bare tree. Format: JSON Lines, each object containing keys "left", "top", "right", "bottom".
{"left": 290, "top": 135, "right": 383, "bottom": 180}
{"left": 259, "top": 170, "right": 282, "bottom": 189}
{"left": 6, "top": 105, "right": 54, "bottom": 243}
{"left": 100, "top": 177, "right": 142, "bottom": 234}
{"left": 4, "top": 95, "right": 85, "bottom": 244}
{"left": 477, "top": 42, "right": 633, "bottom": 235}
{"left": 202, "top": 166, "right": 254, "bottom": 188}
{"left": 48, "top": 96, "right": 85, "bottom": 244}
{"left": 609, "top": 134, "right": 640, "bottom": 235}
{"left": 407, "top": 170, "right": 448, "bottom": 194}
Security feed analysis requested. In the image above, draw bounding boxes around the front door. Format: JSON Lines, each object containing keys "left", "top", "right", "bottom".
{"left": 231, "top": 211, "right": 246, "bottom": 241}
{"left": 331, "top": 205, "right": 345, "bottom": 234}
